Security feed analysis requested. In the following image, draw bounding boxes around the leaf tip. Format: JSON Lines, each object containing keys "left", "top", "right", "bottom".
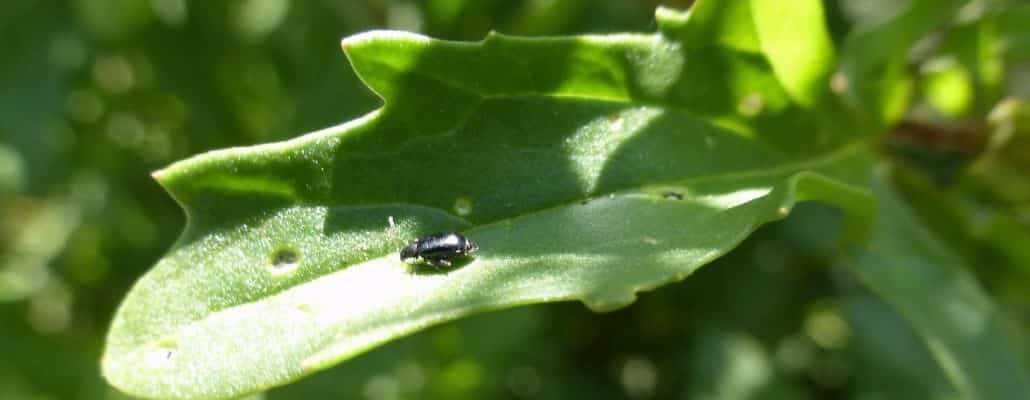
{"left": 150, "top": 163, "right": 189, "bottom": 200}
{"left": 150, "top": 168, "right": 168, "bottom": 184}
{"left": 340, "top": 30, "right": 430, "bottom": 54}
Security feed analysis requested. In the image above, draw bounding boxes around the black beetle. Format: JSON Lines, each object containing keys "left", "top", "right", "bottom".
{"left": 400, "top": 232, "right": 478, "bottom": 267}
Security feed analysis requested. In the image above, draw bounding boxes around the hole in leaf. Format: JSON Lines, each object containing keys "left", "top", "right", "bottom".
{"left": 269, "top": 246, "right": 300, "bottom": 275}
{"left": 662, "top": 192, "right": 683, "bottom": 200}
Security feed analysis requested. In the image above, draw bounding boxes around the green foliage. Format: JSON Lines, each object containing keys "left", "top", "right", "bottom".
{"left": 3, "top": 1, "right": 1030, "bottom": 399}
{"left": 847, "top": 173, "right": 1030, "bottom": 399}
{"left": 101, "top": 4, "right": 881, "bottom": 396}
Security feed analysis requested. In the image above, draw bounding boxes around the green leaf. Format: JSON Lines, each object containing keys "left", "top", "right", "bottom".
{"left": 844, "top": 296, "right": 961, "bottom": 399}
{"left": 657, "top": 0, "right": 836, "bottom": 107}
{"left": 995, "top": 3, "right": 1030, "bottom": 62}
{"left": 750, "top": 0, "right": 835, "bottom": 106}
{"left": 103, "top": 5, "right": 872, "bottom": 399}
{"left": 838, "top": 0, "right": 966, "bottom": 125}
{"left": 841, "top": 171, "right": 1030, "bottom": 399}
{"left": 921, "top": 57, "right": 975, "bottom": 117}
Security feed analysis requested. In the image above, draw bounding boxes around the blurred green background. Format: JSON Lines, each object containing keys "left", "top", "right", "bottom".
{"left": 3, "top": 0, "right": 1030, "bottom": 399}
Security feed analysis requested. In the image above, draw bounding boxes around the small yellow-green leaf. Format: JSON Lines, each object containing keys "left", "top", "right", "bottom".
{"left": 750, "top": 0, "right": 835, "bottom": 106}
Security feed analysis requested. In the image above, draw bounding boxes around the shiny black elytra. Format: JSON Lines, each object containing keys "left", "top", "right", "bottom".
{"left": 400, "top": 232, "right": 478, "bottom": 268}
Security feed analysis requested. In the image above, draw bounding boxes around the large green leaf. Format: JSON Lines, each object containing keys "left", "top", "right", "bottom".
{"left": 841, "top": 171, "right": 1030, "bottom": 399}
{"left": 103, "top": 4, "right": 877, "bottom": 399}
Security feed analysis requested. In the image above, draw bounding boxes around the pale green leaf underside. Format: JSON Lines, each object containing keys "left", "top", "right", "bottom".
{"left": 102, "top": 6, "right": 875, "bottom": 400}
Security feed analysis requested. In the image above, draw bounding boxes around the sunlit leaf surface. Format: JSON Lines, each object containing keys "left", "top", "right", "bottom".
{"left": 101, "top": 5, "right": 880, "bottom": 398}
{"left": 99, "top": 2, "right": 1030, "bottom": 399}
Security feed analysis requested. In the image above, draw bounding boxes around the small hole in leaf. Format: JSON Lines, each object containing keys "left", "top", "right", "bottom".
{"left": 269, "top": 247, "right": 300, "bottom": 275}
{"left": 662, "top": 192, "right": 683, "bottom": 200}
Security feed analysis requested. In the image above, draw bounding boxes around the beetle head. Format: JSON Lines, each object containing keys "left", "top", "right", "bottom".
{"left": 399, "top": 243, "right": 417, "bottom": 262}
